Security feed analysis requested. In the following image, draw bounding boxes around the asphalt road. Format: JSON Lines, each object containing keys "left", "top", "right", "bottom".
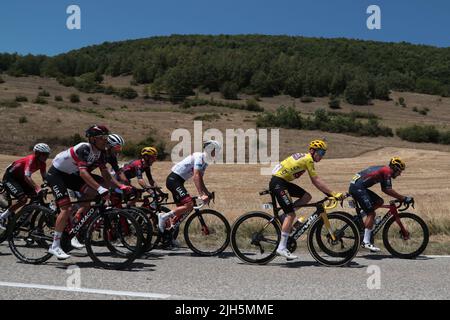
{"left": 0, "top": 243, "right": 449, "bottom": 300}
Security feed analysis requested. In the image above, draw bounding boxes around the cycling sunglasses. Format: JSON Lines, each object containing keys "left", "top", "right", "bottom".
{"left": 316, "top": 149, "right": 326, "bottom": 157}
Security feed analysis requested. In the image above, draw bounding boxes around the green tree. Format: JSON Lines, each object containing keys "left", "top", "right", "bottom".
{"left": 345, "top": 79, "right": 370, "bottom": 105}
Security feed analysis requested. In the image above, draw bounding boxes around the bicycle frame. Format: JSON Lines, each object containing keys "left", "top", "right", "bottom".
{"left": 261, "top": 190, "right": 340, "bottom": 241}
{"left": 371, "top": 202, "right": 410, "bottom": 240}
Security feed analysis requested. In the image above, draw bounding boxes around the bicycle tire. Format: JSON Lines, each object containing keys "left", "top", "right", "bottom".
{"left": 382, "top": 212, "right": 429, "bottom": 259}
{"left": 120, "top": 208, "right": 153, "bottom": 254}
{"left": 85, "top": 209, "right": 144, "bottom": 270}
{"left": 308, "top": 213, "right": 360, "bottom": 267}
{"left": 8, "top": 204, "right": 54, "bottom": 264}
{"left": 230, "top": 211, "right": 280, "bottom": 265}
{"left": 184, "top": 209, "right": 230, "bottom": 256}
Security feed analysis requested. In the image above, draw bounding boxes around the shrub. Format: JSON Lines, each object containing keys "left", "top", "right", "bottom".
{"left": 412, "top": 107, "right": 419, "bottom": 112}
{"left": 328, "top": 97, "right": 341, "bottom": 109}
{"left": 57, "top": 76, "right": 76, "bottom": 87}
{"left": 33, "top": 96, "right": 48, "bottom": 104}
{"left": 0, "top": 100, "right": 20, "bottom": 108}
{"left": 69, "top": 94, "right": 80, "bottom": 103}
{"left": 0, "top": 76, "right": 4, "bottom": 84}
{"left": 220, "top": 82, "right": 239, "bottom": 100}
{"left": 245, "top": 99, "right": 263, "bottom": 112}
{"left": 193, "top": 113, "right": 221, "bottom": 122}
{"left": 397, "top": 125, "right": 440, "bottom": 143}
{"left": 38, "top": 90, "right": 50, "bottom": 97}
{"left": 300, "top": 96, "right": 315, "bottom": 103}
{"left": 19, "top": 116, "right": 28, "bottom": 123}
{"left": 55, "top": 95, "right": 63, "bottom": 101}
{"left": 398, "top": 97, "right": 406, "bottom": 107}
{"left": 121, "top": 105, "right": 128, "bottom": 109}
{"left": 15, "top": 96, "right": 28, "bottom": 102}
{"left": 256, "top": 106, "right": 303, "bottom": 129}
{"left": 121, "top": 133, "right": 167, "bottom": 160}
{"left": 117, "top": 87, "right": 138, "bottom": 99}
{"left": 103, "top": 85, "right": 117, "bottom": 95}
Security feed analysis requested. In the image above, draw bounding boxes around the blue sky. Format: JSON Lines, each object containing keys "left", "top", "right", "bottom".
{"left": 1, "top": 0, "right": 449, "bottom": 56}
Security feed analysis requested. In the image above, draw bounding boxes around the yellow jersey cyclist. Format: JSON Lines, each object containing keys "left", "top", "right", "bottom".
{"left": 348, "top": 157, "right": 413, "bottom": 252}
{"left": 270, "top": 139, "right": 344, "bottom": 260}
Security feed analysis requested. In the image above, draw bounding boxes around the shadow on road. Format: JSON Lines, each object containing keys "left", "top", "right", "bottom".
{"left": 358, "top": 254, "right": 433, "bottom": 261}
{"left": 53, "top": 261, "right": 157, "bottom": 272}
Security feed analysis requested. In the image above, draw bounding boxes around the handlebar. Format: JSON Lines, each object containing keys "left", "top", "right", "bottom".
{"left": 192, "top": 192, "right": 215, "bottom": 210}
{"left": 392, "top": 198, "right": 415, "bottom": 211}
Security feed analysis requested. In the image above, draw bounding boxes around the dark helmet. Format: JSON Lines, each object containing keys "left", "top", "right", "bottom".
{"left": 85, "top": 125, "right": 109, "bottom": 138}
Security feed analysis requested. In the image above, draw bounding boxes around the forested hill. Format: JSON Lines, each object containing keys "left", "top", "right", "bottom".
{"left": 1, "top": 35, "right": 449, "bottom": 101}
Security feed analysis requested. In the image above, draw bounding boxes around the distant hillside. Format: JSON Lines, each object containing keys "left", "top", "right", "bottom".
{"left": 1, "top": 35, "right": 449, "bottom": 102}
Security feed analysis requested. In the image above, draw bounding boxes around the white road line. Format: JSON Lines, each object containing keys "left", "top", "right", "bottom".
{"left": 423, "top": 255, "right": 450, "bottom": 258}
{"left": 0, "top": 281, "right": 171, "bottom": 299}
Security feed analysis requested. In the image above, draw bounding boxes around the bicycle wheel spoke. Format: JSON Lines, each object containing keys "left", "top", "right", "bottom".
{"left": 184, "top": 210, "right": 230, "bottom": 255}
{"left": 231, "top": 212, "right": 280, "bottom": 264}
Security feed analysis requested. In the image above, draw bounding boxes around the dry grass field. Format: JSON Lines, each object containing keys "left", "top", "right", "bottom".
{"left": 1, "top": 146, "right": 449, "bottom": 254}
{"left": 1, "top": 75, "right": 450, "bottom": 158}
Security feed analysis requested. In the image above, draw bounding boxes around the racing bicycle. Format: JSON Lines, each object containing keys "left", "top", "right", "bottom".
{"left": 331, "top": 197, "right": 429, "bottom": 259}
{"left": 230, "top": 189, "right": 360, "bottom": 266}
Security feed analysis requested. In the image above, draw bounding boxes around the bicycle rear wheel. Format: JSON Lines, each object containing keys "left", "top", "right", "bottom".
{"left": 383, "top": 212, "right": 429, "bottom": 259}
{"left": 85, "top": 209, "right": 144, "bottom": 270}
{"left": 308, "top": 213, "right": 360, "bottom": 267}
{"left": 184, "top": 209, "right": 230, "bottom": 256}
{"left": 230, "top": 211, "right": 280, "bottom": 265}
{"left": 8, "top": 205, "right": 54, "bottom": 264}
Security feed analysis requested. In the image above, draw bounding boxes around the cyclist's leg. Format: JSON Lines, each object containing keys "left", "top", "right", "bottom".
{"left": 349, "top": 185, "right": 380, "bottom": 251}
{"left": 289, "top": 183, "right": 312, "bottom": 213}
{"left": 160, "top": 173, "right": 194, "bottom": 232}
{"left": 269, "top": 176, "right": 298, "bottom": 259}
{"left": 46, "top": 167, "right": 81, "bottom": 258}
{"left": 1, "top": 173, "right": 29, "bottom": 228}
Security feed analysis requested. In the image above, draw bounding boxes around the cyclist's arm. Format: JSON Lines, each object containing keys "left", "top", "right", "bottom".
{"left": 310, "top": 176, "right": 333, "bottom": 196}
{"left": 382, "top": 188, "right": 405, "bottom": 201}
{"left": 193, "top": 169, "right": 209, "bottom": 196}
{"left": 24, "top": 175, "right": 39, "bottom": 193}
{"left": 100, "top": 167, "right": 121, "bottom": 188}
{"left": 145, "top": 168, "right": 156, "bottom": 187}
{"left": 79, "top": 169, "right": 103, "bottom": 191}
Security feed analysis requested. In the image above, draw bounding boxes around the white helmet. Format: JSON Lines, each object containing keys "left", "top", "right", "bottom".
{"left": 33, "top": 143, "right": 51, "bottom": 154}
{"left": 203, "top": 140, "right": 221, "bottom": 154}
{"left": 107, "top": 134, "right": 125, "bottom": 147}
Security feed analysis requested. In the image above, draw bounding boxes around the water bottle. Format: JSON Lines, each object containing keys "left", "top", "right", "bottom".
{"left": 292, "top": 215, "right": 307, "bottom": 230}
{"left": 348, "top": 199, "right": 355, "bottom": 208}
{"left": 375, "top": 216, "right": 382, "bottom": 226}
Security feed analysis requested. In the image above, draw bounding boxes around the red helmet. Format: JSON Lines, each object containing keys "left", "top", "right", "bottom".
{"left": 85, "top": 125, "right": 109, "bottom": 138}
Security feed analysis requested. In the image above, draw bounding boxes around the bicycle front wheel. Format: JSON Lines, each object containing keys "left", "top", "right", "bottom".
{"left": 184, "top": 209, "right": 230, "bottom": 256}
{"left": 85, "top": 209, "right": 144, "bottom": 270}
{"left": 230, "top": 211, "right": 280, "bottom": 265}
{"left": 308, "top": 213, "right": 360, "bottom": 267}
{"left": 383, "top": 212, "right": 429, "bottom": 259}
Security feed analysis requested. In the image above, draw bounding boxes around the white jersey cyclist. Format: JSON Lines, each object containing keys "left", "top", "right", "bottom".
{"left": 52, "top": 142, "right": 106, "bottom": 174}
{"left": 171, "top": 152, "right": 208, "bottom": 181}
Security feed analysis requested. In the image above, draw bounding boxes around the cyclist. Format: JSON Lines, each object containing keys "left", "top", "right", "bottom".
{"left": 0, "top": 143, "right": 51, "bottom": 230}
{"left": 270, "top": 140, "right": 344, "bottom": 260}
{"left": 158, "top": 140, "right": 220, "bottom": 237}
{"left": 72, "top": 133, "right": 132, "bottom": 231}
{"left": 348, "top": 157, "right": 413, "bottom": 252}
{"left": 46, "top": 125, "right": 121, "bottom": 259}
{"left": 119, "top": 146, "right": 159, "bottom": 191}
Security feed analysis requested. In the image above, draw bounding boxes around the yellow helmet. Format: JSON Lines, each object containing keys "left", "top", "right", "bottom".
{"left": 141, "top": 146, "right": 158, "bottom": 157}
{"left": 309, "top": 139, "right": 328, "bottom": 151}
{"left": 390, "top": 157, "right": 406, "bottom": 171}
